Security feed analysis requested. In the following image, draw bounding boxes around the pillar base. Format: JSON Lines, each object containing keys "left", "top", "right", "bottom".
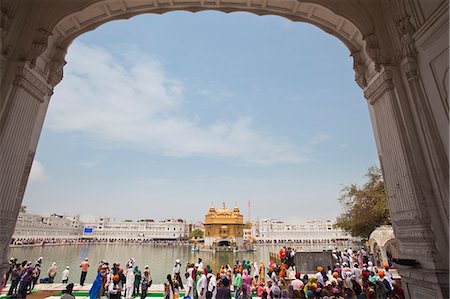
{"left": 398, "top": 266, "right": 449, "bottom": 298}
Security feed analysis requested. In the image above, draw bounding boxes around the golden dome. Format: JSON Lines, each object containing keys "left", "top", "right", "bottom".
{"left": 216, "top": 202, "right": 232, "bottom": 216}
{"left": 209, "top": 202, "right": 216, "bottom": 213}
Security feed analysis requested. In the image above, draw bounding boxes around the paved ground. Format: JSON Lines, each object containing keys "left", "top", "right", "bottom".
{"left": 0, "top": 284, "right": 171, "bottom": 299}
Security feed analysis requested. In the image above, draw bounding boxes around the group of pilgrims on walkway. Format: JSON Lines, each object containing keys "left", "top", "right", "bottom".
{"left": 2, "top": 246, "right": 406, "bottom": 299}
{"left": 3, "top": 257, "right": 74, "bottom": 298}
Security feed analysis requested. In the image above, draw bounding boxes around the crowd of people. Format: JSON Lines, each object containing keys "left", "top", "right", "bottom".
{"left": 1, "top": 246, "right": 405, "bottom": 299}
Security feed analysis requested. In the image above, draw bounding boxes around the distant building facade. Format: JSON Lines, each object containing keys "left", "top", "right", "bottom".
{"left": 12, "top": 206, "right": 82, "bottom": 244}
{"left": 82, "top": 217, "right": 191, "bottom": 242}
{"left": 11, "top": 206, "right": 191, "bottom": 244}
{"left": 252, "top": 219, "right": 354, "bottom": 244}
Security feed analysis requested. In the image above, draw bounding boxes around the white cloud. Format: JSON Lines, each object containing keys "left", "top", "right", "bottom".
{"left": 48, "top": 42, "right": 315, "bottom": 165}
{"left": 29, "top": 160, "right": 48, "bottom": 182}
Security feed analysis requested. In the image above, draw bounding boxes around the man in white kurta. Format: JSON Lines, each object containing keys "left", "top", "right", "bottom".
{"left": 207, "top": 273, "right": 217, "bottom": 299}
{"left": 196, "top": 269, "right": 207, "bottom": 299}
{"left": 125, "top": 266, "right": 135, "bottom": 299}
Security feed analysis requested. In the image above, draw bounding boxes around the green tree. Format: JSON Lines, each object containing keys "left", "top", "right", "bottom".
{"left": 335, "top": 166, "right": 390, "bottom": 239}
{"left": 190, "top": 229, "right": 204, "bottom": 239}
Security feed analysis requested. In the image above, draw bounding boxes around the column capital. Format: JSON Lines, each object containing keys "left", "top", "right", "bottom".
{"left": 364, "top": 69, "right": 394, "bottom": 104}
{"left": 13, "top": 63, "right": 52, "bottom": 100}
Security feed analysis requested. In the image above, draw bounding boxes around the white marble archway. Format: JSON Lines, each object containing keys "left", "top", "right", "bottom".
{"left": 0, "top": 1, "right": 448, "bottom": 297}
{"left": 369, "top": 225, "right": 399, "bottom": 267}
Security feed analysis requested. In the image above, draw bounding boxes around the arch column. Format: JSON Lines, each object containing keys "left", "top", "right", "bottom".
{"left": 364, "top": 65, "right": 448, "bottom": 298}
{"left": 0, "top": 62, "right": 52, "bottom": 275}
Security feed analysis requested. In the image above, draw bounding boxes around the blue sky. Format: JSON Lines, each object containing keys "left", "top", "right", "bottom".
{"left": 24, "top": 11, "right": 378, "bottom": 223}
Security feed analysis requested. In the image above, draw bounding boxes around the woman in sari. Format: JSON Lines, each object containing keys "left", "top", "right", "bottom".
{"left": 89, "top": 272, "right": 103, "bottom": 299}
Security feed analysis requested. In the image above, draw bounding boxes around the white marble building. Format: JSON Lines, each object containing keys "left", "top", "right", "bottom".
{"left": 12, "top": 207, "right": 82, "bottom": 244}
{"left": 11, "top": 208, "right": 190, "bottom": 244}
{"left": 81, "top": 218, "right": 191, "bottom": 241}
{"left": 252, "top": 219, "right": 353, "bottom": 244}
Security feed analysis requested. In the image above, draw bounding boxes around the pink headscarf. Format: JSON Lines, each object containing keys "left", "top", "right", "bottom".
{"left": 241, "top": 269, "right": 251, "bottom": 294}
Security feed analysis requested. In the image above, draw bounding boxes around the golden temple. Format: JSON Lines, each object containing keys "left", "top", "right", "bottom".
{"left": 204, "top": 202, "right": 244, "bottom": 247}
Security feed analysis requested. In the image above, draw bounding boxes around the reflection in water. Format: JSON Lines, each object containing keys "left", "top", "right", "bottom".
{"left": 10, "top": 245, "right": 276, "bottom": 284}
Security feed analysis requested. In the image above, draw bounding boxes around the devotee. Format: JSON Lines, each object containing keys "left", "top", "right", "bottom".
{"left": 89, "top": 271, "right": 103, "bottom": 299}
{"left": 125, "top": 264, "right": 135, "bottom": 299}
{"left": 216, "top": 279, "right": 231, "bottom": 299}
{"left": 173, "top": 259, "right": 183, "bottom": 290}
{"left": 265, "top": 280, "right": 273, "bottom": 299}
{"left": 271, "top": 283, "right": 281, "bottom": 299}
{"left": 80, "top": 258, "right": 90, "bottom": 286}
{"left": 108, "top": 275, "right": 122, "bottom": 299}
{"left": 30, "top": 257, "right": 42, "bottom": 291}
{"left": 258, "top": 261, "right": 265, "bottom": 283}
{"left": 197, "top": 268, "right": 208, "bottom": 299}
{"left": 133, "top": 266, "right": 142, "bottom": 296}
{"left": 241, "top": 269, "right": 251, "bottom": 296}
{"left": 291, "top": 272, "right": 304, "bottom": 298}
{"left": 7, "top": 261, "right": 22, "bottom": 296}
{"left": 62, "top": 266, "right": 70, "bottom": 284}
{"left": 233, "top": 269, "right": 242, "bottom": 299}
{"left": 185, "top": 272, "right": 194, "bottom": 299}
{"left": 18, "top": 262, "right": 34, "bottom": 297}
{"left": 47, "top": 262, "right": 58, "bottom": 283}
{"left": 61, "top": 283, "right": 75, "bottom": 299}
{"left": 207, "top": 272, "right": 217, "bottom": 299}
{"left": 164, "top": 274, "right": 175, "bottom": 299}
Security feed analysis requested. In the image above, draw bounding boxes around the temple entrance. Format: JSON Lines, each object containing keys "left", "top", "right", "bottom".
{"left": 217, "top": 240, "right": 232, "bottom": 247}
{"left": 0, "top": 1, "right": 448, "bottom": 297}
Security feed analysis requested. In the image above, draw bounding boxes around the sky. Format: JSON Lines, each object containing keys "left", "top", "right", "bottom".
{"left": 24, "top": 11, "right": 379, "bottom": 223}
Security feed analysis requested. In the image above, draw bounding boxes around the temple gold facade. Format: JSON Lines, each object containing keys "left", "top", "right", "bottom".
{"left": 204, "top": 203, "right": 244, "bottom": 247}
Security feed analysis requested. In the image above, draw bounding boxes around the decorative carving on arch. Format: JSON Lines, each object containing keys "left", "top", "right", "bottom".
{"left": 0, "top": 8, "right": 12, "bottom": 56}
{"left": 397, "top": 16, "right": 417, "bottom": 58}
{"left": 351, "top": 50, "right": 367, "bottom": 88}
{"left": 363, "top": 33, "right": 389, "bottom": 72}
{"left": 47, "top": 46, "right": 67, "bottom": 87}
{"left": 0, "top": 8, "right": 11, "bottom": 38}
{"left": 28, "top": 28, "right": 52, "bottom": 68}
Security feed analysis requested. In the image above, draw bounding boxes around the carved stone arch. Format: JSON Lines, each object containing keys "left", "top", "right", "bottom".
{"left": 26, "top": 0, "right": 378, "bottom": 91}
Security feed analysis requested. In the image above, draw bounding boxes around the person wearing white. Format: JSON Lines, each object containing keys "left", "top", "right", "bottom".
{"left": 62, "top": 266, "right": 70, "bottom": 283}
{"left": 207, "top": 273, "right": 217, "bottom": 299}
{"left": 185, "top": 273, "right": 194, "bottom": 299}
{"left": 196, "top": 258, "right": 204, "bottom": 271}
{"left": 196, "top": 269, "right": 207, "bottom": 299}
{"left": 172, "top": 260, "right": 181, "bottom": 277}
{"left": 125, "top": 266, "right": 135, "bottom": 299}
